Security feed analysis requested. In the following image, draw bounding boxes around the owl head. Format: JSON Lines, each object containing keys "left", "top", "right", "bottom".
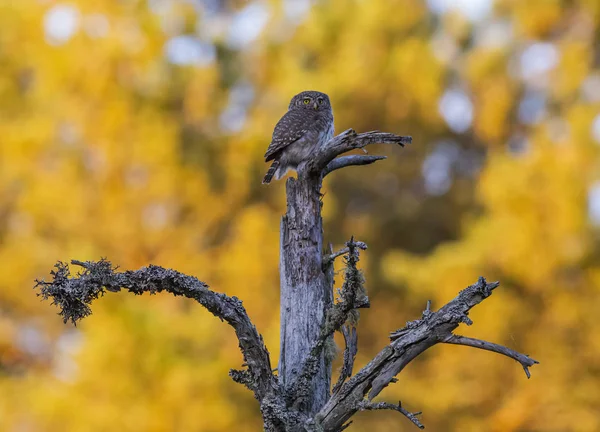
{"left": 288, "top": 90, "right": 331, "bottom": 112}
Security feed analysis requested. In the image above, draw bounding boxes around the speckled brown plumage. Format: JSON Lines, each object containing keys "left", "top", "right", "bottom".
{"left": 263, "top": 91, "right": 334, "bottom": 184}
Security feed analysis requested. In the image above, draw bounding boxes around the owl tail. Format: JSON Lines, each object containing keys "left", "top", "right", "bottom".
{"left": 262, "top": 160, "right": 279, "bottom": 184}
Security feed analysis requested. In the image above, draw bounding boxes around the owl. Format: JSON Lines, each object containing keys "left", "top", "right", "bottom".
{"left": 262, "top": 91, "right": 334, "bottom": 184}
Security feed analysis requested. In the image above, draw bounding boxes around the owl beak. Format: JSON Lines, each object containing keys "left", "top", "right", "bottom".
{"left": 313, "top": 102, "right": 318, "bottom": 110}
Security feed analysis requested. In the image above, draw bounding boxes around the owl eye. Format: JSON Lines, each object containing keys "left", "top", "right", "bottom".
{"left": 317, "top": 97, "right": 324, "bottom": 105}
{"left": 303, "top": 98, "right": 310, "bottom": 105}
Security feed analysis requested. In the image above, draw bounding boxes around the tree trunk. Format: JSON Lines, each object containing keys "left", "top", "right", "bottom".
{"left": 37, "top": 130, "right": 538, "bottom": 431}
{"left": 279, "top": 175, "right": 332, "bottom": 414}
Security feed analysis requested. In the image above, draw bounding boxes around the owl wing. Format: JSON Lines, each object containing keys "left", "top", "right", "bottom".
{"left": 264, "top": 110, "right": 315, "bottom": 162}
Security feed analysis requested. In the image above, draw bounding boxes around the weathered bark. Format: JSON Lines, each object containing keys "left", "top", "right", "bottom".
{"left": 34, "top": 260, "right": 278, "bottom": 402}
{"left": 316, "top": 278, "right": 539, "bottom": 431}
{"left": 36, "top": 129, "right": 539, "bottom": 431}
{"left": 289, "top": 238, "right": 369, "bottom": 412}
{"left": 279, "top": 174, "right": 333, "bottom": 414}
{"left": 278, "top": 130, "right": 409, "bottom": 415}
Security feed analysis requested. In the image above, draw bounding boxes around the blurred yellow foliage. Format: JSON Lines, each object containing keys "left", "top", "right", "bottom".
{"left": 1, "top": 0, "right": 600, "bottom": 431}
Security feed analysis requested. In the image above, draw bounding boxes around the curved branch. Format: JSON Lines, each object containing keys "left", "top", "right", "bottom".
{"left": 305, "top": 129, "right": 412, "bottom": 175}
{"left": 444, "top": 334, "right": 539, "bottom": 378}
{"left": 35, "top": 259, "right": 278, "bottom": 402}
{"left": 323, "top": 155, "right": 387, "bottom": 176}
{"left": 316, "top": 277, "right": 539, "bottom": 431}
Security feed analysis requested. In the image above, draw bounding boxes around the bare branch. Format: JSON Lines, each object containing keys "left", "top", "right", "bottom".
{"left": 323, "top": 241, "right": 367, "bottom": 269}
{"left": 35, "top": 259, "right": 278, "bottom": 401}
{"left": 305, "top": 129, "right": 412, "bottom": 175}
{"left": 323, "top": 155, "right": 387, "bottom": 177}
{"left": 316, "top": 277, "right": 539, "bottom": 431}
{"left": 35, "top": 120, "right": 537, "bottom": 432}
{"left": 230, "top": 368, "right": 256, "bottom": 391}
{"left": 357, "top": 400, "right": 424, "bottom": 429}
{"left": 332, "top": 325, "right": 358, "bottom": 395}
{"left": 444, "top": 334, "right": 539, "bottom": 378}
{"left": 291, "top": 239, "right": 370, "bottom": 406}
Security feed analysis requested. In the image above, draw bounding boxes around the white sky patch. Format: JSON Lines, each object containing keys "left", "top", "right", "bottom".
{"left": 520, "top": 42, "right": 559, "bottom": 81}
{"left": 220, "top": 105, "right": 247, "bottom": 133}
{"left": 426, "top": 0, "right": 492, "bottom": 22}
{"left": 220, "top": 82, "right": 255, "bottom": 133}
{"left": 439, "top": 89, "right": 473, "bottom": 133}
{"left": 422, "top": 141, "right": 460, "bottom": 196}
{"left": 283, "top": 0, "right": 312, "bottom": 23}
{"left": 44, "top": 4, "right": 80, "bottom": 45}
{"left": 227, "top": 2, "right": 270, "bottom": 50}
{"left": 165, "top": 36, "right": 216, "bottom": 66}
{"left": 588, "top": 182, "right": 600, "bottom": 226}
{"left": 229, "top": 81, "right": 255, "bottom": 106}
{"left": 198, "top": 0, "right": 223, "bottom": 16}
{"left": 518, "top": 91, "right": 546, "bottom": 125}
{"left": 591, "top": 113, "right": 600, "bottom": 145}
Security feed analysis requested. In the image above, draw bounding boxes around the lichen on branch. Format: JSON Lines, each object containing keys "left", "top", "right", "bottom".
{"left": 35, "top": 259, "right": 278, "bottom": 403}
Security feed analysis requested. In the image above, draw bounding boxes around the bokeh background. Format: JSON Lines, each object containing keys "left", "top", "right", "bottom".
{"left": 1, "top": 0, "right": 599, "bottom": 430}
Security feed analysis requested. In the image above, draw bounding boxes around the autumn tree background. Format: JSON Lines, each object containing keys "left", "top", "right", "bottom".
{"left": 1, "top": 0, "right": 599, "bottom": 430}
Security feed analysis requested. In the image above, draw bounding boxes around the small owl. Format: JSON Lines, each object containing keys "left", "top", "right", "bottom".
{"left": 262, "top": 90, "right": 334, "bottom": 184}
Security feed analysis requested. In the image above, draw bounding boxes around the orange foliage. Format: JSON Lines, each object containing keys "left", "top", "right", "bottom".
{"left": 1, "top": 0, "right": 599, "bottom": 430}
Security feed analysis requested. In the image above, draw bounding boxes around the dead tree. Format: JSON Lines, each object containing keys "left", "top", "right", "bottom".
{"left": 36, "top": 129, "right": 538, "bottom": 431}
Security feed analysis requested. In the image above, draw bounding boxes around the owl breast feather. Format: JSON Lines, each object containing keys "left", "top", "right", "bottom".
{"left": 278, "top": 121, "right": 332, "bottom": 175}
